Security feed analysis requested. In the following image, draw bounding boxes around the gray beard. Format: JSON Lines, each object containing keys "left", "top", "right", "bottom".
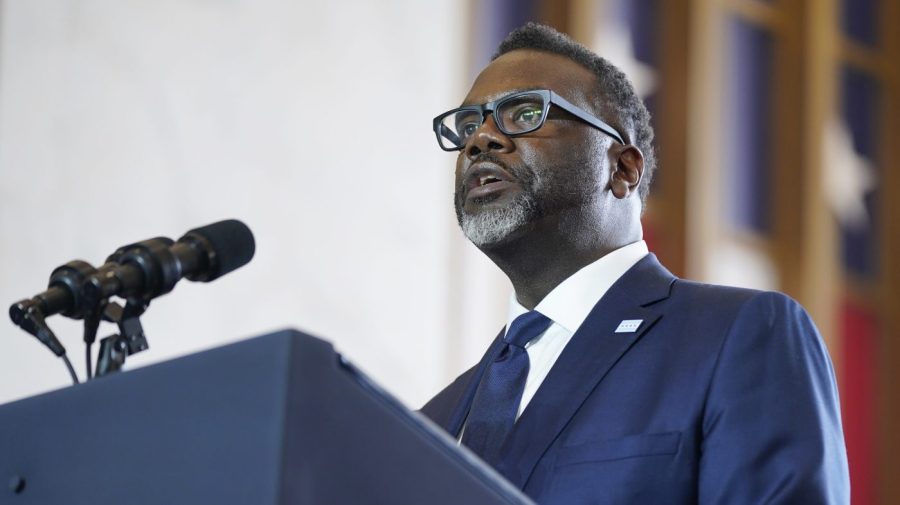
{"left": 458, "top": 192, "right": 539, "bottom": 247}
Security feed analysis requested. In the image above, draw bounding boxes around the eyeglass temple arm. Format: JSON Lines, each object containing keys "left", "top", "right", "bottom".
{"left": 550, "top": 93, "right": 626, "bottom": 145}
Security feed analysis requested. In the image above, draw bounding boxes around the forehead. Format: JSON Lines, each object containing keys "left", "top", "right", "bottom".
{"left": 464, "top": 50, "right": 599, "bottom": 108}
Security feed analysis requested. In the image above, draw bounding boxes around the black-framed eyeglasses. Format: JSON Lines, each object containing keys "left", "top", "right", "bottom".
{"left": 432, "top": 89, "right": 625, "bottom": 151}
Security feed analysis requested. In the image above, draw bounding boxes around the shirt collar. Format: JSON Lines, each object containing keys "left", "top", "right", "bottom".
{"left": 505, "top": 241, "right": 649, "bottom": 334}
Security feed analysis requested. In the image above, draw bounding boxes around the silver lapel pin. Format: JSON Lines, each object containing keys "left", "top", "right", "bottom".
{"left": 614, "top": 319, "right": 643, "bottom": 333}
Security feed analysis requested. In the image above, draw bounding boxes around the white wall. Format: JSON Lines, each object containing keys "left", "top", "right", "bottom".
{"left": 0, "top": 0, "right": 510, "bottom": 408}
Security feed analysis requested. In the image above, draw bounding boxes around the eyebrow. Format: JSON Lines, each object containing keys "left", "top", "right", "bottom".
{"left": 459, "top": 87, "right": 539, "bottom": 107}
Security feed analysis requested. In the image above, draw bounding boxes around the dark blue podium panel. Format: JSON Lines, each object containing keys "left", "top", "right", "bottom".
{"left": 0, "top": 329, "right": 533, "bottom": 505}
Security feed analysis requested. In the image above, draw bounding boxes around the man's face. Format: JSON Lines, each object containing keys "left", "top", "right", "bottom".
{"left": 453, "top": 50, "right": 614, "bottom": 248}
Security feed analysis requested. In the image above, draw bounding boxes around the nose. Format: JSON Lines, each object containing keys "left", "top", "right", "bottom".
{"left": 465, "top": 113, "right": 514, "bottom": 159}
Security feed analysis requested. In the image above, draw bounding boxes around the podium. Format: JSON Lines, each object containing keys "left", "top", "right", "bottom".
{"left": 0, "top": 330, "right": 534, "bottom": 504}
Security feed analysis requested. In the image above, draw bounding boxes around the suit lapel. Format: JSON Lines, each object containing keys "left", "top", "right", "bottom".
{"left": 498, "top": 254, "right": 676, "bottom": 488}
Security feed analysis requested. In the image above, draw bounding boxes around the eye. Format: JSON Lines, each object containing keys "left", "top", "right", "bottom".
{"left": 500, "top": 99, "right": 545, "bottom": 131}
{"left": 454, "top": 110, "right": 483, "bottom": 141}
{"left": 461, "top": 122, "right": 480, "bottom": 137}
{"left": 513, "top": 106, "right": 543, "bottom": 126}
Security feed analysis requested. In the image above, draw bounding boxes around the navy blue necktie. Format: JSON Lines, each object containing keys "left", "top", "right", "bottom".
{"left": 462, "top": 310, "right": 553, "bottom": 466}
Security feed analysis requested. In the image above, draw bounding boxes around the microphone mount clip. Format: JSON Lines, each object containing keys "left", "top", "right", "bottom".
{"left": 95, "top": 297, "right": 150, "bottom": 378}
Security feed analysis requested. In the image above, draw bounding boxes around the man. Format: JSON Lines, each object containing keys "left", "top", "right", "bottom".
{"left": 422, "top": 23, "right": 849, "bottom": 504}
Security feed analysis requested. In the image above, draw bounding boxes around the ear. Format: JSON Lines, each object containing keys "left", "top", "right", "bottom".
{"left": 610, "top": 145, "right": 644, "bottom": 199}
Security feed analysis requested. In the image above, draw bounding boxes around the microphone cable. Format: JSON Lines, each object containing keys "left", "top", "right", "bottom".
{"left": 62, "top": 354, "right": 79, "bottom": 385}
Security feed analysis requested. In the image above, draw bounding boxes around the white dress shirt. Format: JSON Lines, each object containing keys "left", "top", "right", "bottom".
{"left": 506, "top": 240, "right": 649, "bottom": 419}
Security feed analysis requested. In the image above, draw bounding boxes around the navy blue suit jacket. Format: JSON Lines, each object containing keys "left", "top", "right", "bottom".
{"left": 422, "top": 255, "right": 849, "bottom": 504}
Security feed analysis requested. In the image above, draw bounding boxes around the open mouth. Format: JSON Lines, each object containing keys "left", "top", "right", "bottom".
{"left": 465, "top": 171, "right": 516, "bottom": 203}
{"left": 465, "top": 163, "right": 513, "bottom": 191}
{"left": 461, "top": 161, "right": 518, "bottom": 203}
{"left": 478, "top": 175, "right": 504, "bottom": 187}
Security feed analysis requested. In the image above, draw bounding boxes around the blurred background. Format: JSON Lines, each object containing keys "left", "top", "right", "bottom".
{"left": 0, "top": 0, "right": 896, "bottom": 503}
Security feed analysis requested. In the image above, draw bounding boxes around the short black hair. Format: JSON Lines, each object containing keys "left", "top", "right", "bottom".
{"left": 494, "top": 22, "right": 657, "bottom": 207}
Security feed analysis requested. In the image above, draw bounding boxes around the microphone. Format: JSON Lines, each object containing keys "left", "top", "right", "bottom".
{"left": 81, "top": 219, "right": 255, "bottom": 305}
{"left": 10, "top": 260, "right": 102, "bottom": 322}
{"left": 8, "top": 219, "right": 254, "bottom": 381}
{"left": 9, "top": 260, "right": 112, "bottom": 356}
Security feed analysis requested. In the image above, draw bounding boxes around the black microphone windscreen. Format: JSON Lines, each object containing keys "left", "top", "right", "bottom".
{"left": 185, "top": 219, "right": 255, "bottom": 280}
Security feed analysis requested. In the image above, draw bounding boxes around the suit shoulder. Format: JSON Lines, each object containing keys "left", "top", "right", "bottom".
{"left": 671, "top": 278, "right": 761, "bottom": 301}
{"left": 671, "top": 279, "right": 807, "bottom": 319}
